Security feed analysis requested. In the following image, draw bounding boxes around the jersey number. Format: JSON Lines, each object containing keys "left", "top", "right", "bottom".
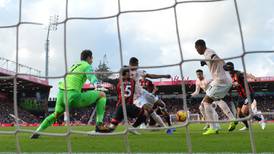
{"left": 124, "top": 85, "right": 132, "bottom": 97}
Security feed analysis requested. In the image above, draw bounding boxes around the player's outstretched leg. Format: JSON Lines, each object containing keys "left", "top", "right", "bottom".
{"left": 31, "top": 90, "right": 65, "bottom": 139}
{"left": 257, "top": 111, "right": 266, "bottom": 130}
{"left": 239, "top": 113, "right": 249, "bottom": 131}
{"left": 74, "top": 90, "right": 112, "bottom": 133}
{"left": 94, "top": 96, "right": 112, "bottom": 133}
{"left": 155, "top": 99, "right": 176, "bottom": 134}
{"left": 30, "top": 113, "right": 59, "bottom": 139}
{"left": 162, "top": 109, "right": 172, "bottom": 127}
{"left": 215, "top": 100, "right": 238, "bottom": 131}
{"left": 251, "top": 100, "right": 266, "bottom": 130}
{"left": 199, "top": 104, "right": 209, "bottom": 130}
{"left": 108, "top": 104, "right": 143, "bottom": 135}
{"left": 203, "top": 101, "right": 219, "bottom": 135}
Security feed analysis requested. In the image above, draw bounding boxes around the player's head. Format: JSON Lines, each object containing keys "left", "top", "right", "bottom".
{"left": 81, "top": 49, "right": 93, "bottom": 64}
{"left": 223, "top": 61, "right": 234, "bottom": 73}
{"left": 121, "top": 66, "right": 130, "bottom": 80}
{"left": 195, "top": 39, "right": 206, "bottom": 55}
{"left": 129, "top": 57, "right": 139, "bottom": 66}
{"left": 196, "top": 69, "right": 204, "bottom": 80}
{"left": 129, "top": 57, "right": 139, "bottom": 70}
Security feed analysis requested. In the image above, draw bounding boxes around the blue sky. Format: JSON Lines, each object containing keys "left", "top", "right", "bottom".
{"left": 0, "top": 0, "right": 273, "bottom": 96}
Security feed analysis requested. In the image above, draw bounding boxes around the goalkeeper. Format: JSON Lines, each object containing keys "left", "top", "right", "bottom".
{"left": 31, "top": 49, "right": 111, "bottom": 139}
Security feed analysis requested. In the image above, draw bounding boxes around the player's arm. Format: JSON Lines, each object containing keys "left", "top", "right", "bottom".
{"left": 145, "top": 73, "right": 171, "bottom": 79}
{"left": 85, "top": 66, "right": 99, "bottom": 84}
{"left": 191, "top": 81, "right": 200, "bottom": 97}
{"left": 232, "top": 71, "right": 245, "bottom": 87}
{"left": 152, "top": 87, "right": 158, "bottom": 95}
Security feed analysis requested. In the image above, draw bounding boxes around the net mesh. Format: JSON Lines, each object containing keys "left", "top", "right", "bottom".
{"left": 0, "top": 0, "right": 273, "bottom": 153}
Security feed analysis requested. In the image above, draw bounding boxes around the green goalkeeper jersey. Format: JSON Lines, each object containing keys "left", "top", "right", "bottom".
{"left": 59, "top": 60, "right": 98, "bottom": 92}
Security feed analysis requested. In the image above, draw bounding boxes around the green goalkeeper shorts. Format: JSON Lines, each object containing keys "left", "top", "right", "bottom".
{"left": 54, "top": 89, "right": 101, "bottom": 115}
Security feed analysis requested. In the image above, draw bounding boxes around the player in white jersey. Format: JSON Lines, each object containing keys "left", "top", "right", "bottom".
{"left": 191, "top": 69, "right": 219, "bottom": 130}
{"left": 250, "top": 99, "right": 266, "bottom": 130}
{"left": 191, "top": 69, "right": 238, "bottom": 131}
{"left": 195, "top": 39, "right": 234, "bottom": 135}
{"left": 129, "top": 57, "right": 171, "bottom": 128}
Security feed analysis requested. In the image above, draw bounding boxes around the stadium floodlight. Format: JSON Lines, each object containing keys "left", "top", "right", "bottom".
{"left": 45, "top": 14, "right": 59, "bottom": 80}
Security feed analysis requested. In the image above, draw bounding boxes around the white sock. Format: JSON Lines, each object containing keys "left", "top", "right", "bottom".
{"left": 151, "top": 111, "right": 166, "bottom": 127}
{"left": 216, "top": 100, "right": 235, "bottom": 120}
{"left": 204, "top": 102, "right": 215, "bottom": 129}
{"left": 257, "top": 111, "right": 265, "bottom": 122}
{"left": 213, "top": 108, "right": 220, "bottom": 129}
{"left": 251, "top": 99, "right": 258, "bottom": 113}
{"left": 108, "top": 123, "right": 117, "bottom": 129}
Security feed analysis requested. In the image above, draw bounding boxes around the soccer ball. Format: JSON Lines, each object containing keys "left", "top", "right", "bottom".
{"left": 176, "top": 110, "right": 187, "bottom": 122}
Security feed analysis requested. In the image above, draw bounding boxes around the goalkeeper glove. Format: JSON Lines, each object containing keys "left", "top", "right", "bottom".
{"left": 94, "top": 82, "right": 108, "bottom": 92}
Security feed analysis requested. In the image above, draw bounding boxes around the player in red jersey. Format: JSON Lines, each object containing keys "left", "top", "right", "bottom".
{"left": 224, "top": 62, "right": 266, "bottom": 130}
{"left": 139, "top": 77, "right": 155, "bottom": 94}
{"left": 108, "top": 66, "right": 143, "bottom": 132}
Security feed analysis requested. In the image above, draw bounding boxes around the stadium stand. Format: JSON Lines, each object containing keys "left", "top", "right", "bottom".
{"left": 0, "top": 58, "right": 51, "bottom": 126}
{"left": 0, "top": 57, "right": 273, "bottom": 125}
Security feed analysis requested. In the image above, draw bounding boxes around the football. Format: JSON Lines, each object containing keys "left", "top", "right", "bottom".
{"left": 176, "top": 110, "right": 187, "bottom": 122}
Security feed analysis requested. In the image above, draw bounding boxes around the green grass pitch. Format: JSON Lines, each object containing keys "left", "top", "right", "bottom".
{"left": 0, "top": 123, "right": 273, "bottom": 153}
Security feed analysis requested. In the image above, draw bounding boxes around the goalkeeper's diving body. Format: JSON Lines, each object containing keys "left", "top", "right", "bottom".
{"left": 31, "top": 50, "right": 111, "bottom": 139}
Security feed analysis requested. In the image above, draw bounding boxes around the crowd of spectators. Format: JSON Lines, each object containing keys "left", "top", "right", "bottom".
{"left": 0, "top": 98, "right": 40, "bottom": 124}
{"left": 1, "top": 94, "right": 274, "bottom": 125}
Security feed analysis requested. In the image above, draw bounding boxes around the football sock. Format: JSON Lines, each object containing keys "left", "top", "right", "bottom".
{"left": 95, "top": 97, "right": 106, "bottom": 125}
{"left": 253, "top": 115, "right": 262, "bottom": 121}
{"left": 216, "top": 100, "right": 235, "bottom": 120}
{"left": 36, "top": 113, "right": 57, "bottom": 132}
{"left": 239, "top": 114, "right": 249, "bottom": 128}
{"left": 213, "top": 108, "right": 219, "bottom": 129}
{"left": 164, "top": 114, "right": 171, "bottom": 126}
{"left": 199, "top": 104, "right": 206, "bottom": 120}
{"left": 151, "top": 111, "right": 166, "bottom": 127}
{"left": 133, "top": 115, "right": 146, "bottom": 128}
{"left": 204, "top": 102, "right": 215, "bottom": 129}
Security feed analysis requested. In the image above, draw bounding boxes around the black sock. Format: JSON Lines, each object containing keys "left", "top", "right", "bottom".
{"left": 133, "top": 115, "right": 146, "bottom": 128}
{"left": 240, "top": 114, "right": 249, "bottom": 128}
{"left": 164, "top": 114, "right": 171, "bottom": 126}
{"left": 149, "top": 116, "right": 156, "bottom": 126}
{"left": 253, "top": 115, "right": 262, "bottom": 121}
{"left": 242, "top": 120, "right": 249, "bottom": 128}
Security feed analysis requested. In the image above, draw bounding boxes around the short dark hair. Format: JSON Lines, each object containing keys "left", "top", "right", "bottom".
{"left": 195, "top": 39, "right": 206, "bottom": 47}
{"left": 81, "top": 49, "right": 92, "bottom": 61}
{"left": 121, "top": 65, "right": 130, "bottom": 76}
{"left": 223, "top": 62, "right": 234, "bottom": 71}
{"left": 196, "top": 69, "right": 203, "bottom": 73}
{"left": 129, "top": 57, "right": 138, "bottom": 65}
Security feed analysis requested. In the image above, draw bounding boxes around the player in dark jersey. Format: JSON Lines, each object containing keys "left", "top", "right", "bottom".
{"left": 140, "top": 77, "right": 155, "bottom": 94}
{"left": 108, "top": 66, "right": 143, "bottom": 132}
{"left": 224, "top": 62, "right": 265, "bottom": 130}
